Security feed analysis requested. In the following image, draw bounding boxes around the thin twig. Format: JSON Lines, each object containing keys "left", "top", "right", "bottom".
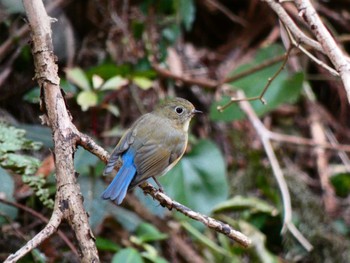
{"left": 0, "top": 0, "right": 70, "bottom": 62}
{"left": 140, "top": 183, "right": 252, "bottom": 248}
{"left": 237, "top": 90, "right": 313, "bottom": 252}
{"left": 296, "top": 0, "right": 350, "bottom": 102}
{"left": 308, "top": 103, "right": 338, "bottom": 215}
{"left": 77, "top": 135, "right": 252, "bottom": 248}
{"left": 152, "top": 63, "right": 218, "bottom": 88}
{"left": 222, "top": 48, "right": 301, "bottom": 84}
{"left": 4, "top": 211, "right": 63, "bottom": 262}
{"left": 262, "top": 0, "right": 323, "bottom": 53}
{"left": 281, "top": 23, "right": 340, "bottom": 77}
{"left": 267, "top": 130, "right": 350, "bottom": 152}
{"left": 0, "top": 197, "right": 78, "bottom": 257}
{"left": 217, "top": 46, "right": 294, "bottom": 112}
{"left": 205, "top": 0, "right": 247, "bottom": 26}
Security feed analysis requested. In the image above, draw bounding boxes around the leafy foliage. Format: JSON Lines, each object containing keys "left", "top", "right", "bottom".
{"left": 330, "top": 173, "right": 350, "bottom": 197}
{"left": 0, "top": 168, "right": 18, "bottom": 225}
{"left": 0, "top": 123, "right": 41, "bottom": 176}
{"left": 22, "top": 175, "right": 54, "bottom": 209}
{"left": 112, "top": 248, "right": 144, "bottom": 263}
{"left": 210, "top": 44, "right": 304, "bottom": 122}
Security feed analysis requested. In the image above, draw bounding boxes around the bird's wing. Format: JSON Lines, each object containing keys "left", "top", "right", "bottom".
{"left": 103, "top": 114, "right": 151, "bottom": 175}
{"left": 129, "top": 137, "right": 185, "bottom": 188}
{"left": 103, "top": 127, "right": 136, "bottom": 175}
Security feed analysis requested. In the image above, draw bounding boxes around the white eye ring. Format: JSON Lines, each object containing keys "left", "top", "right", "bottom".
{"left": 175, "top": 106, "right": 184, "bottom": 115}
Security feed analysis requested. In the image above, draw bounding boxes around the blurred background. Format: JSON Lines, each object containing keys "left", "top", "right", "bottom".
{"left": 1, "top": 0, "right": 350, "bottom": 262}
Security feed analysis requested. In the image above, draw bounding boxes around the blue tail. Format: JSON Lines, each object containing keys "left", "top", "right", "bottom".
{"left": 101, "top": 150, "right": 136, "bottom": 205}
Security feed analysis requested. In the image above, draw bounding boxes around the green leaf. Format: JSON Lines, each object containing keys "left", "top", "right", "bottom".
{"left": 159, "top": 139, "right": 228, "bottom": 215}
{"left": 79, "top": 176, "right": 108, "bottom": 230}
{"left": 239, "top": 221, "right": 279, "bottom": 263}
{"left": 175, "top": 0, "right": 195, "bottom": 31}
{"left": 22, "top": 175, "right": 54, "bottom": 209}
{"left": 16, "top": 124, "right": 53, "bottom": 148}
{"left": 65, "top": 67, "right": 91, "bottom": 90}
{"left": 330, "top": 173, "right": 350, "bottom": 197}
{"left": 108, "top": 204, "right": 143, "bottom": 232}
{"left": 86, "top": 63, "right": 130, "bottom": 79}
{"left": 74, "top": 147, "right": 100, "bottom": 175}
{"left": 23, "top": 86, "right": 40, "bottom": 104}
{"left": 0, "top": 167, "right": 18, "bottom": 225}
{"left": 162, "top": 25, "right": 181, "bottom": 44}
{"left": 100, "top": 76, "right": 128, "bottom": 91}
{"left": 1, "top": 0, "right": 25, "bottom": 14}
{"left": 103, "top": 104, "right": 120, "bottom": 117}
{"left": 182, "top": 221, "right": 230, "bottom": 257}
{"left": 61, "top": 78, "right": 78, "bottom": 94}
{"left": 95, "top": 237, "right": 120, "bottom": 252}
{"left": 0, "top": 124, "right": 42, "bottom": 153}
{"left": 0, "top": 123, "right": 41, "bottom": 177}
{"left": 210, "top": 44, "right": 304, "bottom": 122}
{"left": 77, "top": 91, "right": 98, "bottom": 111}
{"left": 212, "top": 195, "right": 279, "bottom": 216}
{"left": 142, "top": 255, "right": 169, "bottom": 263}
{"left": 132, "top": 76, "right": 153, "bottom": 90}
{"left": 92, "top": 74, "right": 104, "bottom": 90}
{"left": 135, "top": 223, "right": 168, "bottom": 243}
{"left": 112, "top": 248, "right": 144, "bottom": 263}
{"left": 1, "top": 153, "right": 40, "bottom": 176}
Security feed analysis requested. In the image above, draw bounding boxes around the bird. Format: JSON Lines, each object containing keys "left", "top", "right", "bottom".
{"left": 101, "top": 97, "right": 201, "bottom": 205}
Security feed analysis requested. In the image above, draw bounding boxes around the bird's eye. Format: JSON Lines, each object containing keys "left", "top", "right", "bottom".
{"left": 175, "top": 106, "right": 184, "bottom": 115}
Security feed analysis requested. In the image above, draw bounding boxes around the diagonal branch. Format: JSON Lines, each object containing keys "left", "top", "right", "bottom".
{"left": 5, "top": 1, "right": 100, "bottom": 262}
{"left": 293, "top": 0, "right": 350, "bottom": 103}
{"left": 4, "top": 211, "right": 63, "bottom": 263}
{"left": 237, "top": 90, "right": 313, "bottom": 252}
{"left": 78, "top": 134, "right": 252, "bottom": 248}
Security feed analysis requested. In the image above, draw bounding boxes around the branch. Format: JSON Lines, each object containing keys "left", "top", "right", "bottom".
{"left": 77, "top": 135, "right": 251, "bottom": 248}
{"left": 141, "top": 183, "right": 251, "bottom": 248}
{"left": 5, "top": 211, "right": 63, "bottom": 262}
{"left": 218, "top": 46, "right": 294, "bottom": 112}
{"left": 6, "top": 0, "right": 100, "bottom": 262}
{"left": 237, "top": 90, "right": 313, "bottom": 252}
{"left": 262, "top": 0, "right": 323, "bottom": 52}
{"left": 0, "top": 197, "right": 78, "bottom": 257}
{"left": 152, "top": 63, "right": 218, "bottom": 88}
{"left": 293, "top": 0, "right": 350, "bottom": 103}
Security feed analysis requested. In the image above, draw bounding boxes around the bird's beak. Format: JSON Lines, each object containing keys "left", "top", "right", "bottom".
{"left": 192, "top": 109, "right": 202, "bottom": 115}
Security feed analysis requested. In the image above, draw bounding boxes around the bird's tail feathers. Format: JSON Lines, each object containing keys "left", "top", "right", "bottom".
{"left": 101, "top": 151, "right": 136, "bottom": 205}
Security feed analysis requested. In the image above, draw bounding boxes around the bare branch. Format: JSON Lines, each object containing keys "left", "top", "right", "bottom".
{"left": 262, "top": 0, "right": 323, "bottom": 52}
{"left": 237, "top": 90, "right": 313, "bottom": 252}
{"left": 140, "top": 183, "right": 252, "bottom": 248}
{"left": 218, "top": 46, "right": 294, "bottom": 112}
{"left": 6, "top": 0, "right": 100, "bottom": 262}
{"left": 4, "top": 211, "right": 63, "bottom": 262}
{"left": 294, "top": 0, "right": 350, "bottom": 103}
{"left": 0, "top": 197, "right": 78, "bottom": 257}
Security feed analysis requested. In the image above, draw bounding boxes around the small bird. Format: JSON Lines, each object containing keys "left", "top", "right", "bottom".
{"left": 101, "top": 97, "right": 201, "bottom": 205}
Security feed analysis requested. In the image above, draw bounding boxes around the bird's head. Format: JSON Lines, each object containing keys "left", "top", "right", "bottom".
{"left": 155, "top": 97, "right": 201, "bottom": 131}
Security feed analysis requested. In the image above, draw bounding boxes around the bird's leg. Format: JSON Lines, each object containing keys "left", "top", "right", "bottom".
{"left": 152, "top": 177, "right": 164, "bottom": 192}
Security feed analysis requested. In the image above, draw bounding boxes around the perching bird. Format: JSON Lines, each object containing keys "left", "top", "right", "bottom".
{"left": 101, "top": 97, "right": 201, "bottom": 205}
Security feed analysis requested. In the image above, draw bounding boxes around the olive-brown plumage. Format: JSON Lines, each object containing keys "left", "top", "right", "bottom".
{"left": 102, "top": 98, "right": 201, "bottom": 204}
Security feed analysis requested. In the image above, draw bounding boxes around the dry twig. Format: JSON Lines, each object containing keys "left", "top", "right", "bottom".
{"left": 0, "top": 197, "right": 78, "bottom": 257}
{"left": 78, "top": 134, "right": 252, "bottom": 248}
{"left": 237, "top": 90, "right": 313, "bottom": 252}
{"left": 294, "top": 0, "right": 350, "bottom": 102}
{"left": 5, "top": 1, "right": 99, "bottom": 262}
